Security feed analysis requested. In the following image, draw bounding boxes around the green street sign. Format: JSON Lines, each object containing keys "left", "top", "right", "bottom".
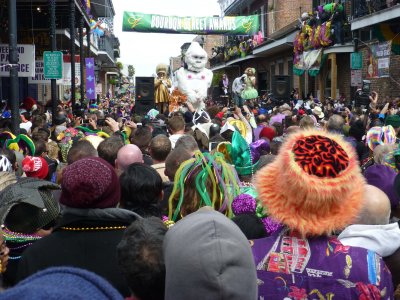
{"left": 44, "top": 51, "right": 63, "bottom": 79}
{"left": 351, "top": 52, "right": 362, "bottom": 70}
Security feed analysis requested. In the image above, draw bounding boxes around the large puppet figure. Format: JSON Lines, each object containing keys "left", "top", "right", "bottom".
{"left": 154, "top": 63, "right": 172, "bottom": 113}
{"left": 176, "top": 42, "right": 213, "bottom": 112}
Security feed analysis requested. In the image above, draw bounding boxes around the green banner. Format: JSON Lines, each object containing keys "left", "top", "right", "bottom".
{"left": 122, "top": 12, "right": 260, "bottom": 35}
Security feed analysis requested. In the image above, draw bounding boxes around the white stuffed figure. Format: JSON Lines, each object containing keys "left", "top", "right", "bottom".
{"left": 176, "top": 42, "right": 213, "bottom": 111}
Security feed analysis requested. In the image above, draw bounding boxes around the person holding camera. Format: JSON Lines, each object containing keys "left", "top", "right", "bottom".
{"left": 232, "top": 75, "right": 246, "bottom": 107}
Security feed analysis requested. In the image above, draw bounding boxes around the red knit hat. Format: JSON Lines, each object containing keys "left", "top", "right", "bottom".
{"left": 259, "top": 127, "right": 276, "bottom": 141}
{"left": 21, "top": 156, "right": 49, "bottom": 179}
{"left": 21, "top": 97, "right": 37, "bottom": 111}
{"left": 60, "top": 157, "right": 120, "bottom": 209}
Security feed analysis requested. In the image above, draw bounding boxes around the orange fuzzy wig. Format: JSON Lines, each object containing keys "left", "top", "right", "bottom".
{"left": 255, "top": 129, "right": 365, "bottom": 237}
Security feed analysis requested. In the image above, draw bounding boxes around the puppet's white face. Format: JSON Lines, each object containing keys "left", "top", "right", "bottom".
{"left": 186, "top": 52, "right": 207, "bottom": 72}
{"left": 185, "top": 45, "right": 207, "bottom": 72}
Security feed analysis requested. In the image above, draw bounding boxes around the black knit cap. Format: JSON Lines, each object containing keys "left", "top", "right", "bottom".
{"left": 0, "top": 178, "right": 60, "bottom": 232}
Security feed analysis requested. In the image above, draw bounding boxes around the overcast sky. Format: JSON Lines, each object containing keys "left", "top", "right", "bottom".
{"left": 113, "top": 0, "right": 221, "bottom": 77}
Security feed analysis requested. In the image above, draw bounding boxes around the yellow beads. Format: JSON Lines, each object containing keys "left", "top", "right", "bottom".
{"left": 61, "top": 226, "right": 127, "bottom": 231}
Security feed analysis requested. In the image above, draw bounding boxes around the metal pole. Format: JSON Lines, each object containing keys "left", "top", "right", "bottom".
{"left": 79, "top": 16, "right": 85, "bottom": 104}
{"left": 69, "top": 0, "right": 76, "bottom": 107}
{"left": 8, "top": 0, "right": 19, "bottom": 135}
{"left": 49, "top": 0, "right": 58, "bottom": 124}
{"left": 86, "top": 24, "right": 91, "bottom": 58}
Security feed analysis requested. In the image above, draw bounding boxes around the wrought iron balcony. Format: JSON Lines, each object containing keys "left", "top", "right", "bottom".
{"left": 209, "top": 35, "right": 261, "bottom": 68}
{"left": 353, "top": 0, "right": 399, "bottom": 18}
{"left": 98, "top": 35, "right": 115, "bottom": 63}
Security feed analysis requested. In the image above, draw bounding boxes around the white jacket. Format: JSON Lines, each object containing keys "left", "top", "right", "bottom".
{"left": 338, "top": 223, "right": 400, "bottom": 257}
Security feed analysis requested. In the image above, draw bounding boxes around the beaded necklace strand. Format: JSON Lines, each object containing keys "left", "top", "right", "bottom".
{"left": 1, "top": 227, "right": 42, "bottom": 260}
{"left": 60, "top": 226, "right": 127, "bottom": 231}
{"left": 1, "top": 227, "right": 42, "bottom": 243}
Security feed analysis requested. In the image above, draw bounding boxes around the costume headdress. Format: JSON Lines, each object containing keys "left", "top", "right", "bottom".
{"left": 366, "top": 125, "right": 396, "bottom": 151}
{"left": 0, "top": 132, "right": 35, "bottom": 156}
{"left": 75, "top": 126, "right": 111, "bottom": 139}
{"left": 57, "top": 127, "right": 85, "bottom": 163}
{"left": 168, "top": 151, "right": 240, "bottom": 221}
{"left": 156, "top": 63, "right": 168, "bottom": 75}
{"left": 217, "top": 131, "right": 269, "bottom": 176}
{"left": 383, "top": 145, "right": 400, "bottom": 172}
{"left": 255, "top": 129, "right": 365, "bottom": 237}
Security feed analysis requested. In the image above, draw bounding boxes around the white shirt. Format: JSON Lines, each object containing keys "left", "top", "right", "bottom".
{"left": 20, "top": 121, "right": 32, "bottom": 133}
{"left": 232, "top": 77, "right": 245, "bottom": 95}
{"left": 169, "top": 134, "right": 184, "bottom": 149}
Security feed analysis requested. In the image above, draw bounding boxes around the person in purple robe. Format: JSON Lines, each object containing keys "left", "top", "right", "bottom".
{"left": 252, "top": 129, "right": 394, "bottom": 299}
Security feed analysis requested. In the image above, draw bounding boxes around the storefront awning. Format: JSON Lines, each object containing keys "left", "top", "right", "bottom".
{"left": 323, "top": 43, "right": 354, "bottom": 54}
{"left": 351, "top": 5, "right": 400, "bottom": 31}
{"left": 211, "top": 55, "right": 255, "bottom": 72}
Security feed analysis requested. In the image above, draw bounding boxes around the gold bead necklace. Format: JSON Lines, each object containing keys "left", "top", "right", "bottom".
{"left": 61, "top": 226, "right": 127, "bottom": 231}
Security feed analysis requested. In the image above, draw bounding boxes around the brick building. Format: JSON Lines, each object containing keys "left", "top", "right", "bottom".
{"left": 203, "top": 35, "right": 225, "bottom": 68}
{"left": 351, "top": 1, "right": 400, "bottom": 101}
{"left": 213, "top": 0, "right": 314, "bottom": 99}
{"left": 212, "top": 0, "right": 400, "bottom": 103}
{"left": 169, "top": 56, "right": 182, "bottom": 74}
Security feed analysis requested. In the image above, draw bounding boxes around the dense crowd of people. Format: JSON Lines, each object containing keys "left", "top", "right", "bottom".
{"left": 0, "top": 89, "right": 399, "bottom": 299}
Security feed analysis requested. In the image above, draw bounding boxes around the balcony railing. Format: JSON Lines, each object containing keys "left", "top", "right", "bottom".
{"left": 353, "top": 0, "right": 399, "bottom": 18}
{"left": 210, "top": 34, "right": 262, "bottom": 67}
{"left": 219, "top": 0, "right": 239, "bottom": 13}
{"left": 98, "top": 36, "right": 115, "bottom": 62}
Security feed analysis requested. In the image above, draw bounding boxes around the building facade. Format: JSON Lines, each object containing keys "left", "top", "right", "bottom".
{"left": 0, "top": 0, "right": 121, "bottom": 105}
{"left": 351, "top": 0, "right": 400, "bottom": 101}
{"left": 213, "top": 0, "right": 400, "bottom": 103}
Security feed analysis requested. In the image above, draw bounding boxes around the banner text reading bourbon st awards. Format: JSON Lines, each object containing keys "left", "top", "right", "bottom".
{"left": 122, "top": 12, "right": 260, "bottom": 35}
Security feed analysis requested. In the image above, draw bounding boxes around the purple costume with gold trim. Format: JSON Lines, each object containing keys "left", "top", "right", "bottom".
{"left": 251, "top": 230, "right": 394, "bottom": 299}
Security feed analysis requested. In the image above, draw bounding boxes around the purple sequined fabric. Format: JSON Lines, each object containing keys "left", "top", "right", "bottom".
{"left": 232, "top": 194, "right": 257, "bottom": 215}
{"left": 261, "top": 217, "right": 283, "bottom": 234}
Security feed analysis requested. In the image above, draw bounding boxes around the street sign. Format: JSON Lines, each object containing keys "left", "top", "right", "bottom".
{"left": 351, "top": 69, "right": 362, "bottom": 87}
{"left": 350, "top": 52, "right": 362, "bottom": 70}
{"left": 44, "top": 51, "right": 63, "bottom": 79}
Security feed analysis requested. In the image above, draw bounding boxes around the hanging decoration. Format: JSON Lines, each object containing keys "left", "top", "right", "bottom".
{"left": 366, "top": 41, "right": 392, "bottom": 79}
{"left": 373, "top": 24, "right": 400, "bottom": 55}
{"left": 293, "top": 3, "right": 345, "bottom": 75}
{"left": 85, "top": 58, "right": 96, "bottom": 100}
{"left": 122, "top": 12, "right": 260, "bottom": 35}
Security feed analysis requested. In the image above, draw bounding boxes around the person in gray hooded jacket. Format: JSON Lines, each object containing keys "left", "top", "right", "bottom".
{"left": 163, "top": 207, "right": 257, "bottom": 300}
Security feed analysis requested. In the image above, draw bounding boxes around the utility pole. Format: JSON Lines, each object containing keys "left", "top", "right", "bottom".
{"left": 86, "top": 24, "right": 91, "bottom": 58}
{"left": 79, "top": 16, "right": 85, "bottom": 104}
{"left": 8, "top": 0, "right": 19, "bottom": 134}
{"left": 49, "top": 0, "right": 58, "bottom": 123}
{"left": 69, "top": 0, "right": 76, "bottom": 107}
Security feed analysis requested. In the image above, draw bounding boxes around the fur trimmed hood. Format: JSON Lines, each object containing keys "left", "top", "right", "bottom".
{"left": 255, "top": 129, "right": 365, "bottom": 237}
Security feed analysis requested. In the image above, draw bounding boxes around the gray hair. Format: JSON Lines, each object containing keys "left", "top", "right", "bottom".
{"left": 326, "top": 115, "right": 345, "bottom": 134}
{"left": 373, "top": 144, "right": 397, "bottom": 164}
{"left": 175, "top": 135, "right": 199, "bottom": 153}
